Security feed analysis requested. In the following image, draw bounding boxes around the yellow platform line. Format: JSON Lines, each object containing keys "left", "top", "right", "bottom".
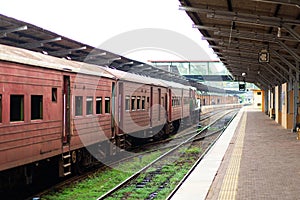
{"left": 217, "top": 111, "right": 247, "bottom": 200}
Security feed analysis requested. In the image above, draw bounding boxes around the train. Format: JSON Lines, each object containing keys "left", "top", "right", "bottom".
{"left": 0, "top": 43, "right": 239, "bottom": 192}
{"left": 0, "top": 44, "right": 201, "bottom": 191}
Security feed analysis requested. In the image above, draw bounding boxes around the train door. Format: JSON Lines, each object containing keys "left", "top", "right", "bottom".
{"left": 62, "top": 76, "right": 71, "bottom": 144}
{"left": 168, "top": 88, "right": 172, "bottom": 122}
{"left": 111, "top": 82, "right": 116, "bottom": 138}
{"left": 118, "top": 82, "right": 123, "bottom": 134}
{"left": 158, "top": 88, "right": 161, "bottom": 121}
{"left": 181, "top": 89, "right": 184, "bottom": 119}
{"left": 150, "top": 86, "right": 153, "bottom": 127}
{"left": 165, "top": 93, "right": 168, "bottom": 121}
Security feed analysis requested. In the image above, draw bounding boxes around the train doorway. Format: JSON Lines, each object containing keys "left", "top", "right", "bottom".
{"left": 63, "top": 76, "right": 71, "bottom": 144}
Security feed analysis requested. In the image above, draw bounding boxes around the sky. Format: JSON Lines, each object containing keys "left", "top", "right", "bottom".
{"left": 0, "top": 0, "right": 218, "bottom": 63}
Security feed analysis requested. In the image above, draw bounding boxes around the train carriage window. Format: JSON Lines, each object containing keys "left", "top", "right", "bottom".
{"left": 105, "top": 97, "right": 110, "bottom": 113}
{"left": 185, "top": 97, "right": 189, "bottom": 105}
{"left": 31, "top": 95, "right": 43, "bottom": 120}
{"left": 174, "top": 97, "right": 178, "bottom": 106}
{"left": 131, "top": 96, "right": 136, "bottom": 111}
{"left": 96, "top": 97, "right": 102, "bottom": 114}
{"left": 10, "top": 95, "right": 24, "bottom": 122}
{"left": 137, "top": 96, "right": 141, "bottom": 110}
{"left": 172, "top": 96, "right": 174, "bottom": 107}
{"left": 142, "top": 96, "right": 145, "bottom": 110}
{"left": 52, "top": 88, "right": 57, "bottom": 102}
{"left": 0, "top": 94, "right": 2, "bottom": 123}
{"left": 86, "top": 96, "right": 93, "bottom": 115}
{"left": 75, "top": 96, "right": 83, "bottom": 116}
{"left": 125, "top": 96, "right": 130, "bottom": 111}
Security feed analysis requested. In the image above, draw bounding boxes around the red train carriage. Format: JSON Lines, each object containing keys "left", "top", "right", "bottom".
{"left": 197, "top": 93, "right": 239, "bottom": 106}
{"left": 0, "top": 43, "right": 201, "bottom": 192}
{"left": 0, "top": 44, "right": 116, "bottom": 188}
{"left": 106, "top": 69, "right": 197, "bottom": 144}
{"left": 105, "top": 68, "right": 169, "bottom": 144}
{"left": 162, "top": 81, "right": 192, "bottom": 132}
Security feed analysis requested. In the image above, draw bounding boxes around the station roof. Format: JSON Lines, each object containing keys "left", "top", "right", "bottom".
{"left": 0, "top": 14, "right": 188, "bottom": 84}
{"left": 0, "top": 13, "right": 242, "bottom": 94}
{"left": 179, "top": 0, "right": 300, "bottom": 90}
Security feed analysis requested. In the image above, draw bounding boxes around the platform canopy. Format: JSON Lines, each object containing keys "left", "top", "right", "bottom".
{"left": 0, "top": 13, "right": 244, "bottom": 94}
{"left": 179, "top": 0, "right": 300, "bottom": 89}
{"left": 0, "top": 14, "right": 190, "bottom": 84}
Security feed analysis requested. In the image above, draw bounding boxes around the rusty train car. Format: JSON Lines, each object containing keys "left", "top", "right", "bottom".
{"left": 0, "top": 44, "right": 200, "bottom": 191}
{"left": 197, "top": 92, "right": 239, "bottom": 106}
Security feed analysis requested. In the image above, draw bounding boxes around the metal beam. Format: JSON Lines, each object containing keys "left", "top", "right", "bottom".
{"left": 217, "top": 40, "right": 298, "bottom": 61}
{"left": 221, "top": 49, "right": 258, "bottom": 56}
{"left": 254, "top": 77, "right": 269, "bottom": 89}
{"left": 213, "top": 29, "right": 298, "bottom": 43}
{"left": 226, "top": 62, "right": 287, "bottom": 83}
{"left": 271, "top": 58, "right": 293, "bottom": 78}
{"left": 276, "top": 40, "right": 300, "bottom": 61}
{"left": 195, "top": 24, "right": 297, "bottom": 42}
{"left": 261, "top": 63, "right": 285, "bottom": 83}
{"left": 221, "top": 56, "right": 258, "bottom": 63}
{"left": 271, "top": 50, "right": 300, "bottom": 73}
{"left": 0, "top": 25, "right": 28, "bottom": 38}
{"left": 181, "top": 6, "right": 300, "bottom": 41}
{"left": 266, "top": 63, "right": 289, "bottom": 82}
{"left": 250, "top": 0, "right": 300, "bottom": 8}
{"left": 180, "top": 6, "right": 300, "bottom": 26}
{"left": 50, "top": 46, "right": 87, "bottom": 56}
{"left": 218, "top": 40, "right": 280, "bottom": 51}
{"left": 259, "top": 73, "right": 275, "bottom": 86}
{"left": 282, "top": 24, "right": 300, "bottom": 42}
{"left": 108, "top": 57, "right": 122, "bottom": 64}
{"left": 19, "top": 37, "right": 62, "bottom": 49}
{"left": 201, "top": 36, "right": 223, "bottom": 42}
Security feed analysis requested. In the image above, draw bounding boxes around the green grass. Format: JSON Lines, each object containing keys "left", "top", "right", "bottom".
{"left": 178, "top": 146, "right": 202, "bottom": 155}
{"left": 41, "top": 151, "right": 162, "bottom": 200}
{"left": 42, "top": 145, "right": 203, "bottom": 200}
{"left": 107, "top": 146, "right": 203, "bottom": 199}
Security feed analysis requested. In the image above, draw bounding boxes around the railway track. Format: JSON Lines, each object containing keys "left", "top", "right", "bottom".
{"left": 97, "top": 109, "right": 238, "bottom": 200}
{"left": 30, "top": 107, "right": 240, "bottom": 200}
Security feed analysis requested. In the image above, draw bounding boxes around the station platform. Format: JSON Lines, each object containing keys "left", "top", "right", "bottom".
{"left": 170, "top": 106, "right": 300, "bottom": 200}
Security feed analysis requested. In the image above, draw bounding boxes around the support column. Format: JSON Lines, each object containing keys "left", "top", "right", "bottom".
{"left": 293, "top": 62, "right": 299, "bottom": 131}
{"left": 264, "top": 89, "right": 269, "bottom": 115}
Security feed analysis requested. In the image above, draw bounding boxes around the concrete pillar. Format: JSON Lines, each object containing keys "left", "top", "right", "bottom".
{"left": 264, "top": 89, "right": 269, "bottom": 115}
{"left": 275, "top": 85, "right": 282, "bottom": 124}
{"left": 293, "top": 63, "right": 299, "bottom": 131}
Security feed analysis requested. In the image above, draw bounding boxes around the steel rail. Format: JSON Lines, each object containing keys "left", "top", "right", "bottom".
{"left": 97, "top": 109, "right": 237, "bottom": 200}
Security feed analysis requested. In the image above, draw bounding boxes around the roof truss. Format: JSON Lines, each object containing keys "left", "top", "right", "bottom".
{"left": 180, "top": 0, "right": 300, "bottom": 88}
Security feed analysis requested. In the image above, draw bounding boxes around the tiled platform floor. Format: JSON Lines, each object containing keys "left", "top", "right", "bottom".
{"left": 172, "top": 106, "right": 300, "bottom": 200}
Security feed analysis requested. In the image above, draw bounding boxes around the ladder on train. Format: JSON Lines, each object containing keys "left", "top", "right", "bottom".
{"left": 59, "top": 148, "right": 72, "bottom": 177}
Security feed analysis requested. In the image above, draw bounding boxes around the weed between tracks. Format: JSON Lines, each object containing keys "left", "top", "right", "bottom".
{"left": 41, "top": 152, "right": 161, "bottom": 200}
{"left": 42, "top": 146, "right": 202, "bottom": 200}
{"left": 107, "top": 146, "right": 202, "bottom": 200}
